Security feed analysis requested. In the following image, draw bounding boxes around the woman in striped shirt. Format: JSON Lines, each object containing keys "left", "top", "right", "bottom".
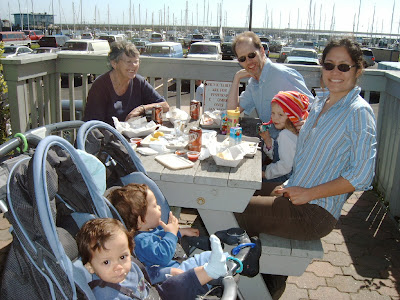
{"left": 235, "top": 38, "right": 377, "bottom": 241}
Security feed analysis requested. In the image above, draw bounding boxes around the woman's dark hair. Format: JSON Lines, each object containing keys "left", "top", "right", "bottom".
{"left": 321, "top": 38, "right": 364, "bottom": 70}
{"left": 108, "top": 40, "right": 140, "bottom": 66}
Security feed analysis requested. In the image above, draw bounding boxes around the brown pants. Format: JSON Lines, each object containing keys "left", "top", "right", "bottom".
{"left": 235, "top": 183, "right": 337, "bottom": 241}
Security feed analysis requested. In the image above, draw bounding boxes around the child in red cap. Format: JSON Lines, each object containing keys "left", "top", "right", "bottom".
{"left": 260, "top": 91, "right": 309, "bottom": 182}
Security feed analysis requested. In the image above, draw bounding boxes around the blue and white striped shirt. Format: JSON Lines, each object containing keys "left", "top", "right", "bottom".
{"left": 287, "top": 86, "right": 377, "bottom": 219}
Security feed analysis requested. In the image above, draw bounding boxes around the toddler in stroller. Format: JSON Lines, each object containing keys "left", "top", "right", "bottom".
{"left": 0, "top": 121, "right": 255, "bottom": 300}
{"left": 77, "top": 218, "right": 229, "bottom": 300}
{"left": 107, "top": 183, "right": 229, "bottom": 285}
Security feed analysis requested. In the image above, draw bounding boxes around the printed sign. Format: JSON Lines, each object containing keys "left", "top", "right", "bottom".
{"left": 203, "top": 81, "right": 232, "bottom": 112}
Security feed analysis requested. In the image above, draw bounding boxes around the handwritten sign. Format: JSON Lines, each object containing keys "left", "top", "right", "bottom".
{"left": 203, "top": 81, "right": 232, "bottom": 112}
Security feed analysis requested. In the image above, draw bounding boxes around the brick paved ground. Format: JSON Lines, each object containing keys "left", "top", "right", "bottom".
{"left": 280, "top": 190, "right": 400, "bottom": 300}
{"left": 0, "top": 190, "right": 399, "bottom": 299}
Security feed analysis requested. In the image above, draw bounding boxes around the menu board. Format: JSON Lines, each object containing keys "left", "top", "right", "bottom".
{"left": 203, "top": 81, "right": 232, "bottom": 112}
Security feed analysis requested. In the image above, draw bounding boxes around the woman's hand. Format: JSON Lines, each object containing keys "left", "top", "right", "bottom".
{"left": 125, "top": 105, "right": 145, "bottom": 121}
{"left": 179, "top": 228, "right": 200, "bottom": 237}
{"left": 275, "top": 186, "right": 313, "bottom": 205}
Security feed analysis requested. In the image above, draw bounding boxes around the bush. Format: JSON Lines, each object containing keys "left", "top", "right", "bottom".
{"left": 0, "top": 42, "right": 10, "bottom": 144}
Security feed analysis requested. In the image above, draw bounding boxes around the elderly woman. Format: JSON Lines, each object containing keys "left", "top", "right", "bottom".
{"left": 83, "top": 41, "right": 169, "bottom": 125}
{"left": 235, "top": 38, "right": 377, "bottom": 241}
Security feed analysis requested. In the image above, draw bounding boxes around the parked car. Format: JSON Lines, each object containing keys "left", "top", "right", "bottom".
{"left": 259, "top": 36, "right": 270, "bottom": 44}
{"left": 133, "top": 40, "right": 149, "bottom": 54}
{"left": 261, "top": 42, "right": 270, "bottom": 58}
{"left": 0, "top": 31, "right": 31, "bottom": 46}
{"left": 221, "top": 42, "right": 235, "bottom": 60}
{"left": 22, "top": 30, "right": 44, "bottom": 42}
{"left": 59, "top": 40, "right": 110, "bottom": 87}
{"left": 38, "top": 35, "right": 70, "bottom": 48}
{"left": 183, "top": 34, "right": 193, "bottom": 47}
{"left": 99, "top": 34, "right": 125, "bottom": 45}
{"left": 33, "top": 47, "right": 60, "bottom": 54}
{"left": 269, "top": 40, "right": 285, "bottom": 52}
{"left": 190, "top": 34, "right": 206, "bottom": 46}
{"left": 210, "top": 35, "right": 222, "bottom": 44}
{"left": 149, "top": 32, "right": 164, "bottom": 43}
{"left": 81, "top": 32, "right": 94, "bottom": 40}
{"left": 60, "top": 39, "right": 110, "bottom": 54}
{"left": 143, "top": 42, "right": 183, "bottom": 58}
{"left": 293, "top": 40, "right": 316, "bottom": 49}
{"left": 362, "top": 48, "right": 375, "bottom": 67}
{"left": 277, "top": 46, "right": 293, "bottom": 63}
{"left": 186, "top": 42, "right": 222, "bottom": 60}
{"left": 2, "top": 45, "right": 33, "bottom": 58}
{"left": 284, "top": 48, "right": 319, "bottom": 65}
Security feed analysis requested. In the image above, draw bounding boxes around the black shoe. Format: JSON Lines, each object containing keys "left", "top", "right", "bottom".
{"left": 241, "top": 236, "right": 262, "bottom": 277}
{"left": 262, "top": 274, "right": 287, "bottom": 300}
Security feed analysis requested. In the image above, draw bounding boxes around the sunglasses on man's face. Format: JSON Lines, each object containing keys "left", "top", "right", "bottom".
{"left": 322, "top": 62, "right": 356, "bottom": 72}
{"left": 237, "top": 52, "right": 257, "bottom": 63}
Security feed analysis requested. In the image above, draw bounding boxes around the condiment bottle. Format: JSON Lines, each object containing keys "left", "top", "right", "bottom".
{"left": 226, "top": 107, "right": 240, "bottom": 135}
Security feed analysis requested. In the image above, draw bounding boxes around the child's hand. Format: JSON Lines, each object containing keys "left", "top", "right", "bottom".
{"left": 170, "top": 268, "right": 185, "bottom": 276}
{"left": 180, "top": 228, "right": 200, "bottom": 237}
{"left": 159, "top": 211, "right": 179, "bottom": 236}
{"left": 260, "top": 130, "right": 272, "bottom": 148}
{"left": 294, "top": 120, "right": 305, "bottom": 133}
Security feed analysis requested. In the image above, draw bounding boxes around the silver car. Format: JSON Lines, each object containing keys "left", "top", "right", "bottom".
{"left": 362, "top": 48, "right": 375, "bottom": 67}
{"left": 278, "top": 47, "right": 293, "bottom": 63}
{"left": 2, "top": 45, "right": 33, "bottom": 58}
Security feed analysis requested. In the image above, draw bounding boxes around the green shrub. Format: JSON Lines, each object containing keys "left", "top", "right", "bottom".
{"left": 0, "top": 42, "right": 10, "bottom": 144}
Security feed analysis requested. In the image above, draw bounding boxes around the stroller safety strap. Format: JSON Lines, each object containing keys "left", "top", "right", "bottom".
{"left": 89, "top": 280, "right": 140, "bottom": 299}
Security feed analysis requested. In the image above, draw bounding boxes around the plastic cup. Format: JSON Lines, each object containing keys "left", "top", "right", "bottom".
{"left": 130, "top": 138, "right": 142, "bottom": 146}
{"left": 187, "top": 151, "right": 200, "bottom": 162}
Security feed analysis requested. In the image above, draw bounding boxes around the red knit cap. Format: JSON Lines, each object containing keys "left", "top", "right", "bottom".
{"left": 270, "top": 91, "right": 309, "bottom": 124}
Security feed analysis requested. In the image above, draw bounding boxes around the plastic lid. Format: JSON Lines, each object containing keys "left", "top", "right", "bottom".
{"left": 227, "top": 107, "right": 240, "bottom": 116}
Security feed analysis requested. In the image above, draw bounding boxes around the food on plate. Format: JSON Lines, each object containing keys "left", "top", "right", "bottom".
{"left": 153, "top": 131, "right": 165, "bottom": 138}
{"left": 217, "top": 152, "right": 230, "bottom": 160}
{"left": 202, "top": 116, "right": 214, "bottom": 125}
{"left": 150, "top": 137, "right": 159, "bottom": 141}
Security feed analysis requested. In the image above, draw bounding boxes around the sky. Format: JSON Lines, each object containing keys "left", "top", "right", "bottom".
{"left": 1, "top": 0, "right": 399, "bottom": 35}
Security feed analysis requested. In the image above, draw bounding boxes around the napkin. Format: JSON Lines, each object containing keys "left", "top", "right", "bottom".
{"left": 212, "top": 144, "right": 247, "bottom": 167}
{"left": 113, "top": 117, "right": 159, "bottom": 138}
{"left": 166, "top": 107, "right": 190, "bottom": 124}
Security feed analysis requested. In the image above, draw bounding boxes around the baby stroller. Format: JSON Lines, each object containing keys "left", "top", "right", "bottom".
{"left": 0, "top": 122, "right": 254, "bottom": 300}
{"left": 75, "top": 120, "right": 259, "bottom": 297}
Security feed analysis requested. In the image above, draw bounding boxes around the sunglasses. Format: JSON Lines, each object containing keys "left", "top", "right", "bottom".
{"left": 237, "top": 52, "right": 257, "bottom": 63}
{"left": 322, "top": 62, "right": 356, "bottom": 72}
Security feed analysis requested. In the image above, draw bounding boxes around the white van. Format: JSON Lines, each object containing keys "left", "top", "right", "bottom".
{"left": 60, "top": 39, "right": 110, "bottom": 54}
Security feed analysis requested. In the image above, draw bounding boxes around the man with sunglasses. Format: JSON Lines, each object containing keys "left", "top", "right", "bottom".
{"left": 226, "top": 31, "right": 313, "bottom": 125}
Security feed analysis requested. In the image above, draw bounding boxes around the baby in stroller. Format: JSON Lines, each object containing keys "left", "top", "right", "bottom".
{"left": 107, "top": 183, "right": 230, "bottom": 285}
{"left": 77, "top": 218, "right": 229, "bottom": 300}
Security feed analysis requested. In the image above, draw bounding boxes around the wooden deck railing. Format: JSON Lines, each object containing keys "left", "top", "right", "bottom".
{"left": 1, "top": 54, "right": 400, "bottom": 218}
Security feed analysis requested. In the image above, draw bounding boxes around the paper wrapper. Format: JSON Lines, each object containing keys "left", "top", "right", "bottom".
{"left": 211, "top": 143, "right": 250, "bottom": 168}
{"left": 113, "top": 117, "right": 159, "bottom": 138}
{"left": 166, "top": 107, "right": 190, "bottom": 124}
